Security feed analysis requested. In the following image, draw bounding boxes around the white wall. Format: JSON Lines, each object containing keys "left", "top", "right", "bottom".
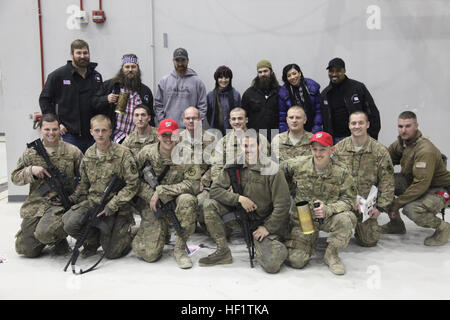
{"left": 1, "top": 0, "right": 449, "bottom": 199}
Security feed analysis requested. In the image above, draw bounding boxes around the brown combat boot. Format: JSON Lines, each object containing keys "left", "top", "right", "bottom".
{"left": 199, "top": 237, "right": 232, "bottom": 267}
{"left": 324, "top": 245, "right": 345, "bottom": 275}
{"left": 379, "top": 213, "right": 406, "bottom": 234}
{"left": 174, "top": 237, "right": 192, "bottom": 269}
{"left": 424, "top": 221, "right": 450, "bottom": 246}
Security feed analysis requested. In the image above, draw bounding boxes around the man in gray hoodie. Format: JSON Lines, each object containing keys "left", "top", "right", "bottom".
{"left": 154, "top": 48, "right": 207, "bottom": 128}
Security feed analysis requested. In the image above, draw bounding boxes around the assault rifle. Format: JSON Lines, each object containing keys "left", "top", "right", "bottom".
{"left": 27, "top": 138, "right": 74, "bottom": 210}
{"left": 225, "top": 165, "right": 255, "bottom": 268}
{"left": 63, "top": 174, "right": 125, "bottom": 274}
{"left": 142, "top": 161, "right": 191, "bottom": 254}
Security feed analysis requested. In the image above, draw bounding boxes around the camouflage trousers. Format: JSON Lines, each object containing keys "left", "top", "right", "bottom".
{"left": 15, "top": 206, "right": 67, "bottom": 258}
{"left": 62, "top": 200, "right": 135, "bottom": 259}
{"left": 395, "top": 174, "right": 445, "bottom": 229}
{"left": 132, "top": 194, "right": 197, "bottom": 263}
{"left": 285, "top": 211, "right": 357, "bottom": 265}
{"left": 196, "top": 190, "right": 210, "bottom": 225}
{"left": 203, "top": 198, "right": 288, "bottom": 274}
{"left": 354, "top": 217, "right": 380, "bottom": 247}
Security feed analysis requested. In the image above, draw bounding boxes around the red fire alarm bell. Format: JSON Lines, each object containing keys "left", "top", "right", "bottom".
{"left": 92, "top": 10, "right": 106, "bottom": 23}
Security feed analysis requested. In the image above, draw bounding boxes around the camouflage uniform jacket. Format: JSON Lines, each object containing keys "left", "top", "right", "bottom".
{"left": 388, "top": 130, "right": 450, "bottom": 211}
{"left": 283, "top": 155, "right": 357, "bottom": 221}
{"left": 137, "top": 142, "right": 201, "bottom": 204}
{"left": 122, "top": 126, "right": 158, "bottom": 158}
{"left": 70, "top": 142, "right": 139, "bottom": 214}
{"left": 210, "top": 160, "right": 290, "bottom": 236}
{"left": 334, "top": 136, "right": 394, "bottom": 211}
{"left": 173, "top": 129, "right": 215, "bottom": 191}
{"left": 272, "top": 130, "right": 312, "bottom": 162}
{"left": 11, "top": 140, "right": 83, "bottom": 219}
{"left": 211, "top": 129, "right": 270, "bottom": 181}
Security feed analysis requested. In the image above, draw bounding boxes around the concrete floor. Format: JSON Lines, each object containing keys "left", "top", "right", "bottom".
{"left": 0, "top": 139, "right": 449, "bottom": 300}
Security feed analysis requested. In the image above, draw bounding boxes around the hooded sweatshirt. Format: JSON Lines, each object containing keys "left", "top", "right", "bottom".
{"left": 154, "top": 68, "right": 207, "bottom": 128}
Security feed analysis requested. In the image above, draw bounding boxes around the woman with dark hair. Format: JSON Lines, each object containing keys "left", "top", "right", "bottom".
{"left": 206, "top": 65, "right": 241, "bottom": 135}
{"left": 278, "top": 64, "right": 322, "bottom": 133}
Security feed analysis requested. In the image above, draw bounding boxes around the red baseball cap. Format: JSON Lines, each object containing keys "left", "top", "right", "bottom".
{"left": 158, "top": 119, "right": 179, "bottom": 135}
{"left": 310, "top": 131, "right": 333, "bottom": 146}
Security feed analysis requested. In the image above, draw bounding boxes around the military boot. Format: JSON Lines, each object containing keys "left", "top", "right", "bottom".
{"left": 424, "top": 221, "right": 450, "bottom": 246}
{"left": 81, "top": 244, "right": 99, "bottom": 258}
{"left": 174, "top": 237, "right": 192, "bottom": 269}
{"left": 199, "top": 237, "right": 232, "bottom": 267}
{"left": 53, "top": 239, "right": 71, "bottom": 256}
{"left": 379, "top": 213, "right": 406, "bottom": 234}
{"left": 324, "top": 245, "right": 345, "bottom": 275}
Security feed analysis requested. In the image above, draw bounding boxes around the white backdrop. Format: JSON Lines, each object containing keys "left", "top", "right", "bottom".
{"left": 1, "top": 0, "right": 449, "bottom": 199}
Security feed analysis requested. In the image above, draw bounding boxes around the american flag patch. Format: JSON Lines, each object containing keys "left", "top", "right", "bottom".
{"left": 63, "top": 80, "right": 71, "bottom": 85}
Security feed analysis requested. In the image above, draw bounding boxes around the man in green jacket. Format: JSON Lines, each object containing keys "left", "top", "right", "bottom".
{"left": 381, "top": 111, "right": 450, "bottom": 246}
{"left": 199, "top": 134, "right": 290, "bottom": 273}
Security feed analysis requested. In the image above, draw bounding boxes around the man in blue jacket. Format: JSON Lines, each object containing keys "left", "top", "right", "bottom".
{"left": 39, "top": 39, "right": 103, "bottom": 153}
{"left": 320, "top": 58, "right": 381, "bottom": 144}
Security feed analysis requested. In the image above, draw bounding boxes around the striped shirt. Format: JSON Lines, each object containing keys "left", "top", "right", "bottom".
{"left": 113, "top": 88, "right": 142, "bottom": 143}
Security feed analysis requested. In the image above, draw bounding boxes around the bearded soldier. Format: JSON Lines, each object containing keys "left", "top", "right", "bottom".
{"left": 62, "top": 115, "right": 140, "bottom": 259}
{"left": 283, "top": 132, "right": 357, "bottom": 275}
{"left": 334, "top": 111, "right": 394, "bottom": 247}
{"left": 93, "top": 53, "right": 154, "bottom": 143}
{"left": 132, "top": 119, "right": 201, "bottom": 269}
{"left": 11, "top": 114, "right": 83, "bottom": 257}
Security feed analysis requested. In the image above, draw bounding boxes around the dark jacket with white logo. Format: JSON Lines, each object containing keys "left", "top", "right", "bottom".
{"left": 39, "top": 61, "right": 103, "bottom": 138}
{"left": 320, "top": 76, "right": 381, "bottom": 139}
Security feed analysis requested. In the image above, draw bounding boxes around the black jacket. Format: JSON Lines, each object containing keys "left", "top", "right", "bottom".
{"left": 39, "top": 61, "right": 103, "bottom": 138}
{"left": 320, "top": 76, "right": 381, "bottom": 139}
{"left": 241, "top": 86, "right": 279, "bottom": 141}
{"left": 92, "top": 79, "right": 154, "bottom": 128}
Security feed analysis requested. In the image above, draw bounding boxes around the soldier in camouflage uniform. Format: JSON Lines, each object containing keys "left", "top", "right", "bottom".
{"left": 11, "top": 114, "right": 83, "bottom": 257}
{"left": 272, "top": 106, "right": 312, "bottom": 162}
{"left": 132, "top": 119, "right": 201, "bottom": 269}
{"left": 62, "top": 115, "right": 140, "bottom": 259}
{"left": 172, "top": 107, "right": 217, "bottom": 231}
{"left": 210, "top": 107, "right": 270, "bottom": 239}
{"left": 122, "top": 105, "right": 158, "bottom": 217}
{"left": 283, "top": 132, "right": 357, "bottom": 275}
{"left": 122, "top": 105, "right": 158, "bottom": 158}
{"left": 199, "top": 135, "right": 290, "bottom": 273}
{"left": 381, "top": 111, "right": 450, "bottom": 246}
{"left": 334, "top": 111, "right": 394, "bottom": 247}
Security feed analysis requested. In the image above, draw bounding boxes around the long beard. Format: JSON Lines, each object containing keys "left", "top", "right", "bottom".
{"left": 253, "top": 74, "right": 279, "bottom": 91}
{"left": 113, "top": 69, "right": 142, "bottom": 92}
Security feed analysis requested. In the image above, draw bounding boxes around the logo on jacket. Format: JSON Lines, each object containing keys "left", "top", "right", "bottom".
{"left": 351, "top": 94, "right": 360, "bottom": 104}
{"left": 63, "top": 80, "right": 71, "bottom": 85}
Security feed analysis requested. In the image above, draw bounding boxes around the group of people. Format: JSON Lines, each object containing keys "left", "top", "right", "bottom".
{"left": 11, "top": 39, "right": 450, "bottom": 275}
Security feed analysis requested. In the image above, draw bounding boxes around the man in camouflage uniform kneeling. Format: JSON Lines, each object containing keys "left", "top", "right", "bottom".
{"left": 132, "top": 119, "right": 200, "bottom": 269}
{"left": 11, "top": 114, "right": 83, "bottom": 257}
{"left": 200, "top": 134, "right": 290, "bottom": 273}
{"left": 283, "top": 132, "right": 357, "bottom": 275}
{"left": 62, "top": 115, "right": 140, "bottom": 259}
{"left": 381, "top": 111, "right": 450, "bottom": 246}
{"left": 334, "top": 111, "right": 395, "bottom": 247}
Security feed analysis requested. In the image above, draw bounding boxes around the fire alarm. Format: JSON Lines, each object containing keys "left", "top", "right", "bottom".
{"left": 92, "top": 10, "right": 106, "bottom": 23}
